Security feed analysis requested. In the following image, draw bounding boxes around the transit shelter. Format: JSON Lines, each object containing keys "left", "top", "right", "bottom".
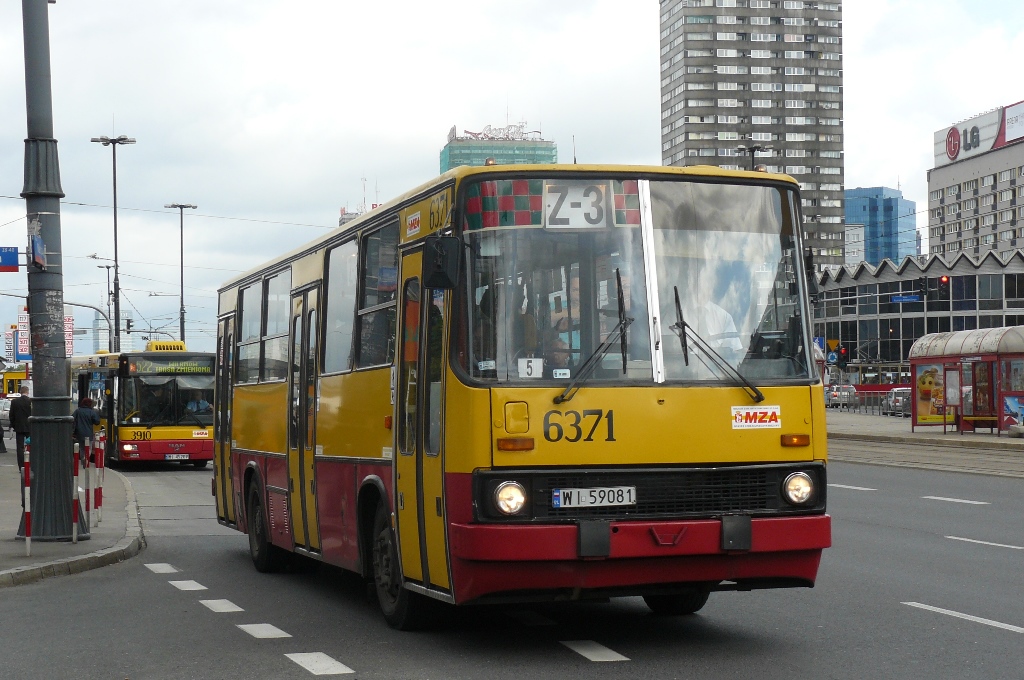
{"left": 908, "top": 326, "right": 1024, "bottom": 434}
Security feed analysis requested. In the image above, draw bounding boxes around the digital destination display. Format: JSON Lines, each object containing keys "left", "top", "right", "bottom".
{"left": 131, "top": 356, "right": 214, "bottom": 375}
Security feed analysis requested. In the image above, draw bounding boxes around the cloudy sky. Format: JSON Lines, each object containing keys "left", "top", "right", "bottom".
{"left": 1, "top": 1, "right": 1022, "bottom": 355}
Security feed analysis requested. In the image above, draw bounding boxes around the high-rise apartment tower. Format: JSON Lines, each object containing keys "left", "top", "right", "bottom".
{"left": 659, "top": 0, "right": 845, "bottom": 270}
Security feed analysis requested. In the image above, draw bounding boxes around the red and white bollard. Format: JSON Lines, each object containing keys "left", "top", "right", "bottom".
{"left": 96, "top": 433, "right": 105, "bottom": 524}
{"left": 72, "top": 443, "right": 81, "bottom": 544}
{"left": 23, "top": 438, "right": 31, "bottom": 557}
{"left": 84, "top": 440, "right": 93, "bottom": 528}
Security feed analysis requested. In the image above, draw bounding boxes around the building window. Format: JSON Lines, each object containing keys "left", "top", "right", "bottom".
{"left": 981, "top": 194, "right": 995, "bottom": 207}
{"left": 952, "top": 275, "right": 977, "bottom": 311}
{"left": 999, "top": 210, "right": 1014, "bottom": 223}
{"left": 784, "top": 51, "right": 806, "bottom": 59}
{"left": 999, "top": 169, "right": 1014, "bottom": 182}
{"left": 999, "top": 189, "right": 1013, "bottom": 203}
{"left": 961, "top": 179, "right": 978, "bottom": 192}
{"left": 982, "top": 214, "right": 996, "bottom": 227}
{"left": 982, "top": 174, "right": 995, "bottom": 187}
{"left": 751, "top": 99, "right": 772, "bottom": 108}
{"left": 929, "top": 189, "right": 944, "bottom": 201}
{"left": 946, "top": 222, "right": 960, "bottom": 234}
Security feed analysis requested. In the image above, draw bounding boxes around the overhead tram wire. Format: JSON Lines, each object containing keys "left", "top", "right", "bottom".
{"left": 0, "top": 194, "right": 335, "bottom": 230}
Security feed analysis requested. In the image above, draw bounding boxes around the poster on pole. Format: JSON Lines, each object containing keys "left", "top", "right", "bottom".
{"left": 64, "top": 315, "right": 74, "bottom": 357}
{"left": 3, "top": 330, "right": 12, "bottom": 362}
{"left": 0, "top": 247, "right": 18, "bottom": 272}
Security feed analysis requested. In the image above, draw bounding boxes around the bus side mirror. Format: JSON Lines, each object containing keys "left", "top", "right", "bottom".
{"left": 423, "top": 235, "right": 461, "bottom": 290}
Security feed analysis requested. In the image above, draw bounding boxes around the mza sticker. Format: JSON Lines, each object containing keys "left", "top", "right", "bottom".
{"left": 731, "top": 406, "right": 781, "bottom": 429}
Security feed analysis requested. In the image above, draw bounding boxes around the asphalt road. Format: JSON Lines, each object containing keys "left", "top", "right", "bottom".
{"left": 1, "top": 456, "right": 1021, "bottom": 680}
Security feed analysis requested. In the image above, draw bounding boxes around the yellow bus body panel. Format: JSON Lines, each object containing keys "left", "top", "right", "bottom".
{"left": 489, "top": 385, "right": 820, "bottom": 468}
{"left": 119, "top": 426, "right": 212, "bottom": 441}
{"left": 441, "top": 375, "right": 495, "bottom": 475}
{"left": 317, "top": 368, "right": 393, "bottom": 459}
{"left": 232, "top": 382, "right": 288, "bottom": 453}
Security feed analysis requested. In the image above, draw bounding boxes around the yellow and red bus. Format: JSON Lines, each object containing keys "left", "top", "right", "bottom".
{"left": 68, "top": 341, "right": 214, "bottom": 467}
{"left": 215, "top": 164, "right": 830, "bottom": 629}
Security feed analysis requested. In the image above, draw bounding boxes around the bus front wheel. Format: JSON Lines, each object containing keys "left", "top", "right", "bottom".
{"left": 643, "top": 590, "right": 710, "bottom": 616}
{"left": 247, "top": 486, "right": 286, "bottom": 573}
{"left": 371, "top": 503, "right": 427, "bottom": 630}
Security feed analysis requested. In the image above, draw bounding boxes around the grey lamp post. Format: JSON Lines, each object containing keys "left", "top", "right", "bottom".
{"left": 96, "top": 264, "right": 112, "bottom": 350}
{"left": 90, "top": 135, "right": 135, "bottom": 352}
{"left": 164, "top": 203, "right": 196, "bottom": 343}
{"left": 737, "top": 143, "right": 771, "bottom": 171}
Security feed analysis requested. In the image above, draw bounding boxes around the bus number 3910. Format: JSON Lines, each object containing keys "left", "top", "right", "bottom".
{"left": 543, "top": 409, "right": 615, "bottom": 443}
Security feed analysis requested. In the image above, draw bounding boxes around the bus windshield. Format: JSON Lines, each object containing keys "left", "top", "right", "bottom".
{"left": 121, "top": 374, "right": 215, "bottom": 426}
{"left": 455, "top": 176, "right": 810, "bottom": 385}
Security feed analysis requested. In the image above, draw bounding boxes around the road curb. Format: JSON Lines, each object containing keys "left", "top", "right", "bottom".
{"left": 0, "top": 469, "right": 146, "bottom": 588}
{"left": 828, "top": 432, "right": 1024, "bottom": 451}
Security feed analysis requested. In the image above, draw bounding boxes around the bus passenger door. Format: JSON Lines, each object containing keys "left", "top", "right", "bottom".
{"left": 215, "top": 317, "right": 236, "bottom": 524}
{"left": 288, "top": 288, "right": 321, "bottom": 553}
{"left": 396, "top": 250, "right": 450, "bottom": 592}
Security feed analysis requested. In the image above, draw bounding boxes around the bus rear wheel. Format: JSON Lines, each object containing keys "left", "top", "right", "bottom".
{"left": 643, "top": 589, "right": 710, "bottom": 616}
{"left": 371, "top": 503, "right": 427, "bottom": 630}
{"left": 247, "top": 486, "right": 286, "bottom": 573}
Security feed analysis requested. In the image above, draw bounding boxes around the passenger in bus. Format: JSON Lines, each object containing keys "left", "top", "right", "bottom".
{"left": 186, "top": 391, "right": 211, "bottom": 414}
{"left": 72, "top": 397, "right": 101, "bottom": 461}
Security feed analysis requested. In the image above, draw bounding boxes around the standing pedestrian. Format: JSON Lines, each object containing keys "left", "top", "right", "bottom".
{"left": 72, "top": 397, "right": 101, "bottom": 462}
{"left": 10, "top": 385, "right": 31, "bottom": 471}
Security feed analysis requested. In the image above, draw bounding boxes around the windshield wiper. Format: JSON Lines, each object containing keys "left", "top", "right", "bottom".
{"left": 668, "top": 285, "right": 765, "bottom": 403}
{"left": 178, "top": 409, "right": 204, "bottom": 426}
{"left": 554, "top": 269, "right": 633, "bottom": 404}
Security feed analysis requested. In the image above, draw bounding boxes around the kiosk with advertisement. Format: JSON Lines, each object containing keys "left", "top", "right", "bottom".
{"left": 908, "top": 326, "right": 1024, "bottom": 434}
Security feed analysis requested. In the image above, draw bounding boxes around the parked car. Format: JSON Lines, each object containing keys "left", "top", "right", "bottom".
{"left": 882, "top": 387, "right": 912, "bottom": 417}
{"left": 826, "top": 384, "right": 857, "bottom": 408}
{"left": 0, "top": 398, "right": 11, "bottom": 431}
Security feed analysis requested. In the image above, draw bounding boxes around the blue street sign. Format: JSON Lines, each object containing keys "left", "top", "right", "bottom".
{"left": 813, "top": 336, "right": 825, "bottom": 351}
{"left": 826, "top": 351, "right": 837, "bottom": 364}
{"left": 0, "top": 246, "right": 18, "bottom": 272}
{"left": 891, "top": 295, "right": 921, "bottom": 303}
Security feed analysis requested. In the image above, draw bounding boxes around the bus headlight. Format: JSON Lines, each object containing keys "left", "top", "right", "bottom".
{"left": 782, "top": 472, "right": 814, "bottom": 505}
{"left": 122, "top": 444, "right": 138, "bottom": 452}
{"left": 494, "top": 481, "right": 526, "bottom": 515}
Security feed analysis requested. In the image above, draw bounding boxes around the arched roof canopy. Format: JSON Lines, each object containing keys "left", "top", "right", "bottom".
{"left": 908, "top": 326, "right": 1024, "bottom": 359}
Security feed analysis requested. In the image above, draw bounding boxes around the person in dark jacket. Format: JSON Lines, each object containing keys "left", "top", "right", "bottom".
{"left": 73, "top": 397, "right": 101, "bottom": 460}
{"left": 10, "top": 386, "right": 31, "bottom": 470}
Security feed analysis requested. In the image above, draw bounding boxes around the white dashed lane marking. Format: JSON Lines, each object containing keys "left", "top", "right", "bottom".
{"left": 560, "top": 640, "right": 630, "bottom": 662}
{"left": 168, "top": 580, "right": 207, "bottom": 591}
{"left": 200, "top": 599, "right": 245, "bottom": 613}
{"left": 145, "top": 563, "right": 178, "bottom": 573}
{"left": 947, "top": 536, "right": 1024, "bottom": 550}
{"left": 829, "top": 484, "right": 877, "bottom": 491}
{"left": 922, "top": 496, "right": 990, "bottom": 505}
{"left": 903, "top": 602, "right": 1024, "bottom": 634}
{"left": 238, "top": 623, "right": 292, "bottom": 639}
{"left": 285, "top": 653, "right": 355, "bottom": 675}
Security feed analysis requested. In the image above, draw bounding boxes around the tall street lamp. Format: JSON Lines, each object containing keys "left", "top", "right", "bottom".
{"left": 91, "top": 134, "right": 135, "bottom": 352}
{"left": 96, "top": 264, "right": 113, "bottom": 350}
{"left": 736, "top": 143, "right": 771, "bottom": 171}
{"left": 164, "top": 203, "right": 196, "bottom": 343}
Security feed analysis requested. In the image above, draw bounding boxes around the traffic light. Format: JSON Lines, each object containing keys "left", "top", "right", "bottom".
{"left": 938, "top": 275, "right": 950, "bottom": 298}
{"left": 837, "top": 346, "right": 848, "bottom": 370}
{"left": 918, "top": 276, "right": 928, "bottom": 299}
{"left": 126, "top": 318, "right": 133, "bottom": 333}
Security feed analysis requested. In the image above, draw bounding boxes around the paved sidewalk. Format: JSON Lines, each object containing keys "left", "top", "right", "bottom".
{"left": 826, "top": 408, "right": 1024, "bottom": 449}
{"left": 826, "top": 408, "right": 1024, "bottom": 478}
{"left": 0, "top": 431, "right": 144, "bottom": 588}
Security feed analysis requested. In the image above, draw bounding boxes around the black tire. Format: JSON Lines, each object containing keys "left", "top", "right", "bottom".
{"left": 192, "top": 459, "right": 209, "bottom": 469}
{"left": 371, "top": 503, "right": 428, "bottom": 630}
{"left": 643, "top": 590, "right": 710, "bottom": 616}
{"left": 247, "top": 486, "right": 287, "bottom": 573}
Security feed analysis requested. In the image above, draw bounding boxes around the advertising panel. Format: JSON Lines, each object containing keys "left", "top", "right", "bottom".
{"left": 914, "top": 363, "right": 952, "bottom": 425}
{"left": 933, "top": 100, "right": 1024, "bottom": 168}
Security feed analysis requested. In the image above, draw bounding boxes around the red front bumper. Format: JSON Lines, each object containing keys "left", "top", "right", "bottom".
{"left": 447, "top": 514, "right": 830, "bottom": 603}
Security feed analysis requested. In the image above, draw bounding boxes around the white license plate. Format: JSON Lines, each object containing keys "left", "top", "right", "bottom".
{"left": 552, "top": 486, "right": 636, "bottom": 508}
{"left": 165, "top": 454, "right": 189, "bottom": 461}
